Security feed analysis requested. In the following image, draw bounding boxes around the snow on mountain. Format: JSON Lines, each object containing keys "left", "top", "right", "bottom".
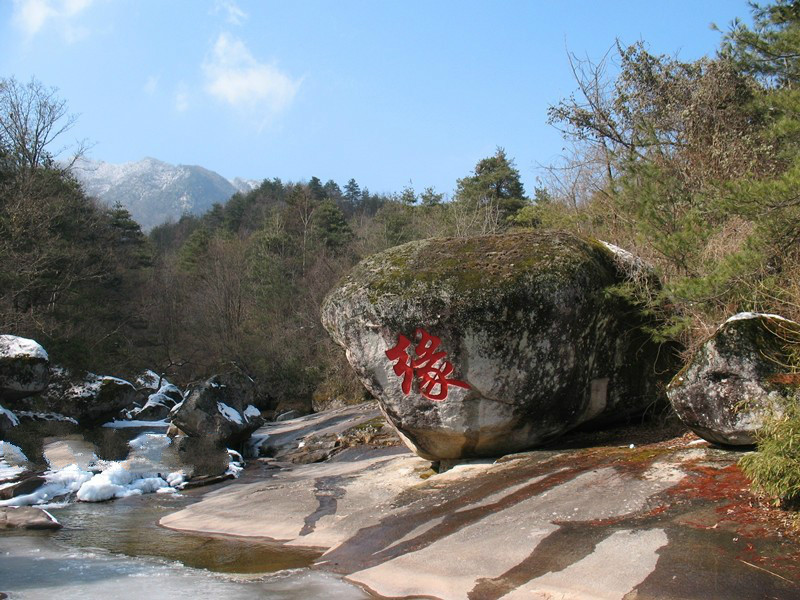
{"left": 231, "top": 177, "right": 260, "bottom": 194}
{"left": 72, "top": 157, "right": 262, "bottom": 231}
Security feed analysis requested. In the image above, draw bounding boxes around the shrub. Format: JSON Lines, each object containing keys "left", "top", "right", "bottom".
{"left": 739, "top": 397, "right": 800, "bottom": 508}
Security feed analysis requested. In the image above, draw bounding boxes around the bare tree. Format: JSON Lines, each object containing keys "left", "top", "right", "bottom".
{"left": 0, "top": 77, "right": 85, "bottom": 174}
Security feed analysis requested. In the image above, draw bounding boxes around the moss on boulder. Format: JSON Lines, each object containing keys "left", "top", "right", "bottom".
{"left": 322, "top": 230, "right": 676, "bottom": 460}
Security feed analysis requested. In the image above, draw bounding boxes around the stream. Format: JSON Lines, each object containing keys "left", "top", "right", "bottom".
{"left": 1, "top": 487, "right": 371, "bottom": 599}
{"left": 0, "top": 432, "right": 371, "bottom": 599}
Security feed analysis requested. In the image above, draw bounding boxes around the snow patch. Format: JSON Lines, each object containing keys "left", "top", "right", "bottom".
{"left": 75, "top": 463, "right": 171, "bottom": 502}
{"left": 243, "top": 404, "right": 260, "bottom": 419}
{"left": 64, "top": 373, "right": 135, "bottom": 401}
{"left": 0, "top": 404, "right": 19, "bottom": 427}
{"left": 0, "top": 464, "right": 93, "bottom": 506}
{"left": 0, "top": 335, "right": 48, "bottom": 361}
{"left": 14, "top": 411, "right": 78, "bottom": 424}
{"left": 225, "top": 449, "right": 244, "bottom": 478}
{"left": 1, "top": 433, "right": 186, "bottom": 505}
{"left": 217, "top": 402, "right": 243, "bottom": 424}
{"left": 103, "top": 419, "right": 169, "bottom": 429}
{"left": 724, "top": 312, "right": 796, "bottom": 325}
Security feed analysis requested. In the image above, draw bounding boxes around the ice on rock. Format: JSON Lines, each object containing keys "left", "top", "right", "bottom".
{"left": 243, "top": 404, "right": 261, "bottom": 419}
{"left": 217, "top": 402, "right": 243, "bottom": 424}
{"left": 0, "top": 464, "right": 93, "bottom": 506}
{"left": 0, "top": 441, "right": 28, "bottom": 482}
{"left": 1, "top": 433, "right": 187, "bottom": 505}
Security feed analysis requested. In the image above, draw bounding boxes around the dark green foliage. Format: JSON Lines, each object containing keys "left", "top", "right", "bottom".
{"left": 308, "top": 176, "right": 326, "bottom": 201}
{"left": 455, "top": 147, "right": 527, "bottom": 224}
{"left": 314, "top": 200, "right": 353, "bottom": 251}
{"left": 177, "top": 226, "right": 212, "bottom": 273}
{"left": 0, "top": 164, "right": 152, "bottom": 373}
{"left": 420, "top": 186, "right": 443, "bottom": 207}
{"left": 740, "top": 397, "right": 800, "bottom": 506}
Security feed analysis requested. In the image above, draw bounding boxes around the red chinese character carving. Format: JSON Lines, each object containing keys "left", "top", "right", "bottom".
{"left": 385, "top": 328, "right": 470, "bottom": 401}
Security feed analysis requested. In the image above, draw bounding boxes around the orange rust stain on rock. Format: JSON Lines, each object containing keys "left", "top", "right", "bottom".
{"left": 768, "top": 372, "right": 800, "bottom": 385}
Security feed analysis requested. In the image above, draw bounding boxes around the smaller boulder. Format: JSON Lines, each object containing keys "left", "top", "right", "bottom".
{"left": 171, "top": 373, "right": 264, "bottom": 448}
{"left": 35, "top": 369, "right": 140, "bottom": 426}
{"left": 0, "top": 506, "right": 61, "bottom": 530}
{"left": 130, "top": 384, "right": 183, "bottom": 421}
{"left": 0, "top": 473, "right": 45, "bottom": 501}
{"left": 0, "top": 335, "right": 49, "bottom": 401}
{"left": 667, "top": 313, "right": 799, "bottom": 445}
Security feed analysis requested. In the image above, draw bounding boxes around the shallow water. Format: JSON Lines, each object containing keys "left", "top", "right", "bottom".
{"left": 0, "top": 534, "right": 367, "bottom": 600}
{"left": 50, "top": 491, "right": 322, "bottom": 573}
{"left": 0, "top": 473, "right": 370, "bottom": 599}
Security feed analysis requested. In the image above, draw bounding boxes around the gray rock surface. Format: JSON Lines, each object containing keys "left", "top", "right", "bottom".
{"left": 171, "top": 373, "right": 264, "bottom": 448}
{"left": 322, "top": 231, "right": 675, "bottom": 460}
{"left": 668, "top": 312, "right": 799, "bottom": 445}
{"left": 0, "top": 335, "right": 49, "bottom": 401}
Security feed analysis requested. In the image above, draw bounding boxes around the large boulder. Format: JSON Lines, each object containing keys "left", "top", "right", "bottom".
{"left": 170, "top": 374, "right": 265, "bottom": 448}
{"left": 322, "top": 231, "right": 675, "bottom": 460}
{"left": 0, "top": 335, "right": 49, "bottom": 401}
{"left": 667, "top": 313, "right": 799, "bottom": 445}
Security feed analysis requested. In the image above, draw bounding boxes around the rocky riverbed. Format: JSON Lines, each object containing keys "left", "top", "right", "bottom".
{"left": 1, "top": 402, "right": 799, "bottom": 599}
{"left": 159, "top": 404, "right": 800, "bottom": 600}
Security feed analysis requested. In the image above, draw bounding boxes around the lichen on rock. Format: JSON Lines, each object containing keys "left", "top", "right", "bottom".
{"left": 322, "top": 230, "right": 676, "bottom": 460}
{"left": 668, "top": 312, "right": 800, "bottom": 445}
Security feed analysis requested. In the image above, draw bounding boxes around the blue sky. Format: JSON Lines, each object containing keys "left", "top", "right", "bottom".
{"left": 0, "top": 0, "right": 752, "bottom": 198}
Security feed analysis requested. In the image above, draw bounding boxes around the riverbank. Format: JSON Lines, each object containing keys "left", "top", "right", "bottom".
{"left": 162, "top": 405, "right": 800, "bottom": 599}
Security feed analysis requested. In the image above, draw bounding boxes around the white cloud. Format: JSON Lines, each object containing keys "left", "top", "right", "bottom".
{"left": 13, "top": 0, "right": 95, "bottom": 39}
{"left": 202, "top": 33, "right": 301, "bottom": 119}
{"left": 212, "top": 0, "right": 247, "bottom": 26}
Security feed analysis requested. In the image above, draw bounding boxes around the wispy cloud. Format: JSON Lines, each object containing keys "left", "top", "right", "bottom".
{"left": 212, "top": 0, "right": 247, "bottom": 26}
{"left": 202, "top": 33, "right": 301, "bottom": 120}
{"left": 13, "top": 0, "right": 95, "bottom": 40}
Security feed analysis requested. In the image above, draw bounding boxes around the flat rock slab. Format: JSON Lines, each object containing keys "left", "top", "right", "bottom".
{"left": 0, "top": 506, "right": 60, "bottom": 529}
{"left": 161, "top": 436, "right": 800, "bottom": 599}
{"left": 248, "top": 402, "right": 398, "bottom": 462}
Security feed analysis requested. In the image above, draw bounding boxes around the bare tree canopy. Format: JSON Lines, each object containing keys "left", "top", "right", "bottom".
{"left": 0, "top": 76, "right": 82, "bottom": 172}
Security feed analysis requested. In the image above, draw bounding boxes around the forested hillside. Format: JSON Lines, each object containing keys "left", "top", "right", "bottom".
{"left": 3, "top": 0, "right": 800, "bottom": 418}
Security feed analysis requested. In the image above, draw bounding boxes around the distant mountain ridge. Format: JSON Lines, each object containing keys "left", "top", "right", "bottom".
{"left": 72, "top": 157, "right": 260, "bottom": 231}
